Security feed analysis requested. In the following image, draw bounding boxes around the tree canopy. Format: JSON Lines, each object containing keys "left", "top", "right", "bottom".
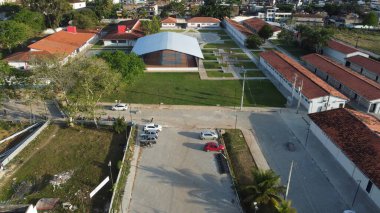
{"left": 276, "top": 4, "right": 294, "bottom": 12}
{"left": 363, "top": 12, "right": 379, "bottom": 26}
{"left": 140, "top": 16, "right": 161, "bottom": 35}
{"left": 295, "top": 25, "right": 334, "bottom": 53}
{"left": 88, "top": 0, "right": 113, "bottom": 18}
{"left": 258, "top": 25, "right": 274, "bottom": 40}
{"left": 71, "top": 9, "right": 99, "bottom": 29}
{"left": 198, "top": 0, "right": 230, "bottom": 19}
{"left": 246, "top": 34, "right": 263, "bottom": 49}
{"left": 13, "top": 8, "right": 45, "bottom": 33}
{"left": 0, "top": 20, "right": 32, "bottom": 52}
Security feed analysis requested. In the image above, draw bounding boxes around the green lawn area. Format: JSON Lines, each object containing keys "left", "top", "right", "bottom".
{"left": 245, "top": 71, "right": 265, "bottom": 77}
{"left": 0, "top": 125, "right": 125, "bottom": 211}
{"left": 203, "top": 61, "right": 222, "bottom": 69}
{"left": 201, "top": 49, "right": 216, "bottom": 53}
{"left": 237, "top": 62, "right": 257, "bottom": 69}
{"left": 231, "top": 54, "right": 250, "bottom": 60}
{"left": 198, "top": 29, "right": 227, "bottom": 35}
{"left": 204, "top": 40, "right": 239, "bottom": 48}
{"left": 102, "top": 73, "right": 286, "bottom": 107}
{"left": 206, "top": 71, "right": 234, "bottom": 77}
{"left": 91, "top": 40, "right": 104, "bottom": 49}
{"left": 271, "top": 40, "right": 312, "bottom": 58}
{"left": 332, "top": 28, "right": 380, "bottom": 55}
{"left": 204, "top": 54, "right": 218, "bottom": 60}
{"left": 0, "top": 121, "right": 28, "bottom": 141}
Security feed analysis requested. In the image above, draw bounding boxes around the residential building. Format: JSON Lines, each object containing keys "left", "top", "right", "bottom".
{"left": 102, "top": 19, "right": 144, "bottom": 47}
{"left": 0, "top": 0, "right": 16, "bottom": 5}
{"left": 68, "top": 0, "right": 86, "bottom": 10}
{"left": 309, "top": 108, "right": 380, "bottom": 209}
{"left": 132, "top": 32, "right": 204, "bottom": 71}
{"left": 323, "top": 40, "right": 369, "bottom": 64}
{"left": 161, "top": 17, "right": 177, "bottom": 29}
{"left": 371, "top": 0, "right": 380, "bottom": 10}
{"left": 4, "top": 26, "right": 97, "bottom": 70}
{"left": 292, "top": 13, "right": 326, "bottom": 26}
{"left": 259, "top": 51, "right": 349, "bottom": 113}
{"left": 223, "top": 18, "right": 253, "bottom": 46}
{"left": 242, "top": 18, "right": 281, "bottom": 39}
{"left": 302, "top": 53, "right": 380, "bottom": 114}
{"left": 186, "top": 17, "right": 221, "bottom": 28}
{"left": 346, "top": 55, "right": 380, "bottom": 83}
{"left": 265, "top": 8, "right": 292, "bottom": 22}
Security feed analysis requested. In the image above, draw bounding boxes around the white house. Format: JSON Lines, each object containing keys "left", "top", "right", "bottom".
{"left": 346, "top": 55, "right": 380, "bottom": 83}
{"left": 102, "top": 19, "right": 144, "bottom": 47}
{"left": 161, "top": 17, "right": 178, "bottom": 29}
{"left": 265, "top": 8, "right": 292, "bottom": 22}
{"left": 309, "top": 108, "right": 380, "bottom": 209}
{"left": 302, "top": 53, "right": 380, "bottom": 114}
{"left": 323, "top": 40, "right": 369, "bottom": 64}
{"left": 223, "top": 18, "right": 253, "bottom": 46}
{"left": 4, "top": 26, "right": 97, "bottom": 70}
{"left": 186, "top": 17, "right": 221, "bottom": 28}
{"left": 68, "top": 0, "right": 86, "bottom": 10}
{"left": 260, "top": 51, "right": 349, "bottom": 113}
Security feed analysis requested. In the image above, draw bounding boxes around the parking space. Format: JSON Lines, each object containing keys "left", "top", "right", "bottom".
{"left": 128, "top": 127, "right": 241, "bottom": 213}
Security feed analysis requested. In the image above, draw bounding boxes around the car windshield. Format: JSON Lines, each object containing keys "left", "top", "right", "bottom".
{"left": 154, "top": 125, "right": 158, "bottom": 127}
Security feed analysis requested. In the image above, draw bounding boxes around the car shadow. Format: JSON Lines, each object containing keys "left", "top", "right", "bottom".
{"left": 183, "top": 142, "right": 203, "bottom": 151}
{"left": 177, "top": 131, "right": 200, "bottom": 140}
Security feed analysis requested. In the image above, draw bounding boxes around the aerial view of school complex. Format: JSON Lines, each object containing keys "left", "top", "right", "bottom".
{"left": 0, "top": 0, "right": 380, "bottom": 212}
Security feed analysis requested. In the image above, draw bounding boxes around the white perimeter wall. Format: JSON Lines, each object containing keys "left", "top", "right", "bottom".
{"left": 310, "top": 121, "right": 380, "bottom": 209}
{"left": 187, "top": 22, "right": 220, "bottom": 28}
{"left": 223, "top": 20, "right": 247, "bottom": 46}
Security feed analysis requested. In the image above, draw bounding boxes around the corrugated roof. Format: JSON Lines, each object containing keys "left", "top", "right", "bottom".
{"left": 242, "top": 18, "right": 281, "bottom": 33}
{"left": 260, "top": 50, "right": 348, "bottom": 100}
{"left": 327, "top": 40, "right": 359, "bottom": 54}
{"left": 347, "top": 55, "right": 380, "bottom": 76}
{"left": 132, "top": 32, "right": 204, "bottom": 59}
{"left": 187, "top": 17, "right": 220, "bottom": 23}
{"left": 309, "top": 108, "right": 380, "bottom": 188}
{"left": 224, "top": 18, "right": 253, "bottom": 37}
{"left": 302, "top": 53, "right": 380, "bottom": 101}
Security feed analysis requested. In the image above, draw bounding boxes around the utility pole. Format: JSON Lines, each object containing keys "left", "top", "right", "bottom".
{"left": 240, "top": 67, "right": 246, "bottom": 111}
{"left": 296, "top": 80, "right": 303, "bottom": 114}
{"left": 285, "top": 161, "right": 294, "bottom": 200}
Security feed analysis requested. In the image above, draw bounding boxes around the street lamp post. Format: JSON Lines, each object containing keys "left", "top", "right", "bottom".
{"left": 240, "top": 66, "right": 246, "bottom": 111}
{"left": 108, "top": 161, "right": 114, "bottom": 187}
{"left": 253, "top": 202, "right": 259, "bottom": 213}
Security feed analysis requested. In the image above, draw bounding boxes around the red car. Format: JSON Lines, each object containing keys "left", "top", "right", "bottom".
{"left": 203, "top": 142, "right": 225, "bottom": 152}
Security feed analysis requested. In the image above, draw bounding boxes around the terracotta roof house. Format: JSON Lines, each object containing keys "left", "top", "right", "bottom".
{"left": 259, "top": 50, "right": 348, "bottom": 113}
{"left": 242, "top": 18, "right": 281, "bottom": 39}
{"left": 309, "top": 108, "right": 380, "bottom": 209}
{"left": 161, "top": 17, "right": 178, "bottom": 29}
{"left": 4, "top": 26, "right": 96, "bottom": 70}
{"left": 323, "top": 40, "right": 369, "bottom": 64}
{"left": 223, "top": 17, "right": 253, "bottom": 46}
{"left": 186, "top": 17, "right": 221, "bottom": 28}
{"left": 302, "top": 53, "right": 380, "bottom": 114}
{"left": 102, "top": 19, "right": 144, "bottom": 47}
{"left": 346, "top": 55, "right": 380, "bottom": 83}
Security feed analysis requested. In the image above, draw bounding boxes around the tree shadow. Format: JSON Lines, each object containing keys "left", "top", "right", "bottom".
{"left": 177, "top": 131, "right": 201, "bottom": 140}
{"left": 182, "top": 142, "right": 203, "bottom": 151}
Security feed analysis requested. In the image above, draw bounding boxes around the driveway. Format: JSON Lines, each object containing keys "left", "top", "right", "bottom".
{"left": 128, "top": 127, "right": 241, "bottom": 213}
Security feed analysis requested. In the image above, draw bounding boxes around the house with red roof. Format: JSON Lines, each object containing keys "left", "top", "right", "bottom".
{"left": 259, "top": 50, "right": 349, "bottom": 113}
{"left": 242, "top": 18, "right": 281, "bottom": 39}
{"left": 223, "top": 18, "right": 253, "bottom": 46}
{"left": 323, "top": 40, "right": 369, "bottom": 64}
{"left": 102, "top": 19, "right": 144, "bottom": 47}
{"left": 309, "top": 108, "right": 380, "bottom": 209}
{"left": 4, "top": 26, "right": 97, "bottom": 70}
{"left": 302, "top": 53, "right": 380, "bottom": 114}
{"left": 161, "top": 17, "right": 178, "bottom": 29}
{"left": 346, "top": 55, "right": 380, "bottom": 84}
{"left": 186, "top": 17, "right": 220, "bottom": 28}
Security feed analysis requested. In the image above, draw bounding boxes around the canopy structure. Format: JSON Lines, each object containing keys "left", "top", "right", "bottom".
{"left": 132, "top": 32, "right": 204, "bottom": 59}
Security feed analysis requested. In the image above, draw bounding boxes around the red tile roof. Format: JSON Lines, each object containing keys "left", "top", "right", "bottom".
{"left": 260, "top": 50, "right": 348, "bottom": 100}
{"left": 161, "top": 17, "right": 177, "bottom": 23}
{"left": 103, "top": 20, "right": 144, "bottom": 40}
{"left": 301, "top": 54, "right": 380, "bottom": 101}
{"left": 347, "top": 55, "right": 380, "bottom": 76}
{"left": 309, "top": 108, "right": 380, "bottom": 188}
{"left": 4, "top": 50, "right": 53, "bottom": 62}
{"left": 224, "top": 18, "right": 253, "bottom": 37}
{"left": 327, "top": 40, "right": 359, "bottom": 54}
{"left": 242, "top": 18, "right": 281, "bottom": 33}
{"left": 187, "top": 17, "right": 220, "bottom": 23}
{"left": 28, "top": 30, "right": 95, "bottom": 55}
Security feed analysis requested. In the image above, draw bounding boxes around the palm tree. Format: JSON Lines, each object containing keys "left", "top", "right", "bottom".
{"left": 242, "top": 169, "right": 285, "bottom": 210}
{"left": 275, "top": 199, "right": 297, "bottom": 213}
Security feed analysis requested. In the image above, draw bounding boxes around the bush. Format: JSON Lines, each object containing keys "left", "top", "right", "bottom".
{"left": 246, "top": 34, "right": 263, "bottom": 49}
{"left": 113, "top": 118, "right": 127, "bottom": 134}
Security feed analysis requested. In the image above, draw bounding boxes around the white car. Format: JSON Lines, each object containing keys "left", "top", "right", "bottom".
{"left": 112, "top": 103, "right": 128, "bottom": 111}
{"left": 200, "top": 130, "right": 218, "bottom": 140}
{"left": 143, "top": 123, "right": 162, "bottom": 132}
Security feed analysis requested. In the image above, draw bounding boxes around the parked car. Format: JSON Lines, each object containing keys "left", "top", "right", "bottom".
{"left": 203, "top": 142, "right": 225, "bottom": 152}
{"left": 200, "top": 130, "right": 218, "bottom": 140}
{"left": 140, "top": 132, "right": 158, "bottom": 140}
{"left": 143, "top": 123, "right": 162, "bottom": 132}
{"left": 112, "top": 103, "right": 128, "bottom": 111}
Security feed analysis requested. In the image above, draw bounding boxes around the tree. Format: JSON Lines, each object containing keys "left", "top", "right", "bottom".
{"left": 0, "top": 20, "right": 32, "bottom": 52}
{"left": 151, "top": 16, "right": 161, "bottom": 34}
{"left": 98, "top": 51, "right": 145, "bottom": 83}
{"left": 140, "top": 16, "right": 160, "bottom": 35}
{"left": 0, "top": 60, "right": 13, "bottom": 87}
{"left": 72, "top": 9, "right": 99, "bottom": 29}
{"left": 198, "top": 0, "right": 231, "bottom": 20}
{"left": 22, "top": 0, "right": 71, "bottom": 29}
{"left": 0, "top": 3, "right": 22, "bottom": 17}
{"left": 258, "top": 25, "right": 274, "bottom": 40}
{"left": 246, "top": 34, "right": 263, "bottom": 49}
{"left": 242, "top": 169, "right": 285, "bottom": 209}
{"left": 276, "top": 4, "right": 294, "bottom": 12}
{"left": 278, "top": 29, "right": 294, "bottom": 43}
{"left": 13, "top": 8, "right": 45, "bottom": 33}
{"left": 363, "top": 12, "right": 379, "bottom": 27}
{"left": 90, "top": 0, "right": 114, "bottom": 18}
{"left": 275, "top": 199, "right": 297, "bottom": 213}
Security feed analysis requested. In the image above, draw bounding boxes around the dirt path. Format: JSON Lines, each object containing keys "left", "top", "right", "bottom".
{"left": 0, "top": 125, "right": 59, "bottom": 189}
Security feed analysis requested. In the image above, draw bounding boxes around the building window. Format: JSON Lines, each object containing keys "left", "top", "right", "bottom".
{"left": 111, "top": 40, "right": 117, "bottom": 43}
{"left": 118, "top": 40, "right": 126, "bottom": 43}
{"left": 366, "top": 180, "right": 373, "bottom": 193}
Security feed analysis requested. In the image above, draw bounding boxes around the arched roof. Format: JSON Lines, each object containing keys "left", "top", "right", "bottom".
{"left": 132, "top": 32, "right": 204, "bottom": 59}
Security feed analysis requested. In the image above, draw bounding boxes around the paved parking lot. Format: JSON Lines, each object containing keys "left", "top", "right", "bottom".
{"left": 128, "top": 127, "right": 241, "bottom": 213}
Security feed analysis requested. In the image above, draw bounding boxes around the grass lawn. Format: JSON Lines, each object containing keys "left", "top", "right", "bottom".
{"left": 201, "top": 49, "right": 216, "bottom": 53}
{"left": 244, "top": 71, "right": 265, "bottom": 77}
{"left": 206, "top": 71, "right": 234, "bottom": 77}
{"left": 198, "top": 29, "right": 227, "bottom": 35}
{"left": 0, "top": 125, "right": 126, "bottom": 212}
{"left": 204, "top": 40, "right": 239, "bottom": 48}
{"left": 203, "top": 61, "right": 221, "bottom": 69}
{"left": 102, "top": 73, "right": 286, "bottom": 107}
{"left": 231, "top": 54, "right": 250, "bottom": 60}
{"left": 91, "top": 41, "right": 104, "bottom": 49}
{"left": 0, "top": 121, "right": 29, "bottom": 141}
{"left": 237, "top": 62, "right": 257, "bottom": 69}
{"left": 333, "top": 28, "right": 380, "bottom": 55}
{"left": 204, "top": 54, "right": 218, "bottom": 60}
{"left": 271, "top": 40, "right": 312, "bottom": 58}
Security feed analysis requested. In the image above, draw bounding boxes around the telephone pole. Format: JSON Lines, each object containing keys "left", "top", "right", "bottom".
{"left": 240, "top": 67, "right": 246, "bottom": 111}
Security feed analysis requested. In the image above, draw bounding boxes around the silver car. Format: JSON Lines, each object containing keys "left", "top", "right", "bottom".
{"left": 200, "top": 130, "right": 218, "bottom": 140}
